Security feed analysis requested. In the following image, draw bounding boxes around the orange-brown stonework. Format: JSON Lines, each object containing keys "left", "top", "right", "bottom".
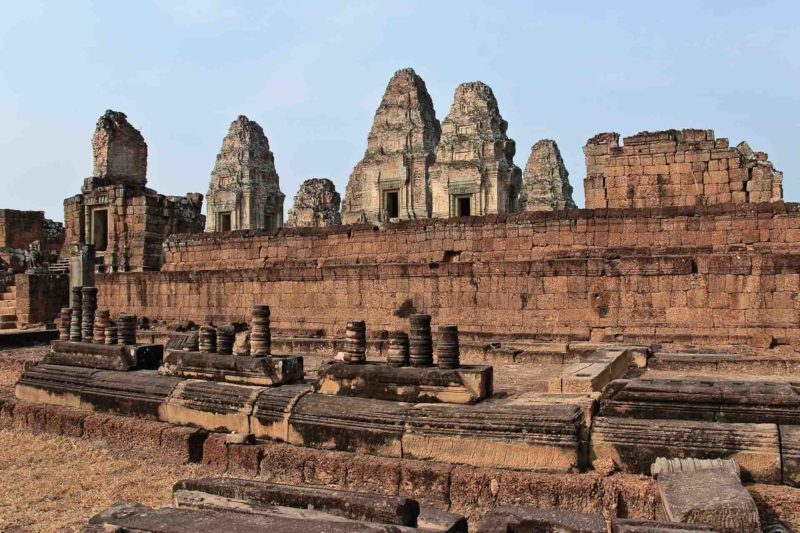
{"left": 584, "top": 129, "right": 783, "bottom": 209}
{"left": 96, "top": 202, "right": 800, "bottom": 350}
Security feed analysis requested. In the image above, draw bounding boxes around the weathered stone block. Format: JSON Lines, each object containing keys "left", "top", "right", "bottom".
{"left": 599, "top": 378, "right": 800, "bottom": 425}
{"left": 316, "top": 360, "right": 492, "bottom": 404}
{"left": 173, "top": 477, "right": 421, "bottom": 526}
{"left": 658, "top": 468, "right": 760, "bottom": 532}
{"left": 591, "top": 417, "right": 781, "bottom": 483}
{"left": 249, "top": 383, "right": 311, "bottom": 441}
{"left": 160, "top": 425, "right": 207, "bottom": 465}
{"left": 80, "top": 369, "right": 182, "bottom": 420}
{"left": 44, "top": 340, "right": 163, "bottom": 371}
{"left": 287, "top": 394, "right": 408, "bottom": 457}
{"left": 202, "top": 432, "right": 229, "bottom": 473}
{"left": 612, "top": 518, "right": 711, "bottom": 531}
{"left": 259, "top": 442, "right": 307, "bottom": 485}
{"left": 403, "top": 402, "right": 583, "bottom": 471}
{"left": 159, "top": 349, "right": 303, "bottom": 386}
{"left": 15, "top": 363, "right": 98, "bottom": 409}
{"left": 475, "top": 506, "right": 606, "bottom": 533}
{"left": 399, "top": 459, "right": 453, "bottom": 508}
{"left": 82, "top": 413, "right": 164, "bottom": 451}
{"left": 346, "top": 455, "right": 401, "bottom": 496}
{"left": 780, "top": 425, "right": 800, "bottom": 487}
{"left": 162, "top": 380, "right": 262, "bottom": 434}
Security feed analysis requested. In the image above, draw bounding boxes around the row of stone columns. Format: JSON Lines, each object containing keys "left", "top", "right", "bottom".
{"left": 59, "top": 287, "right": 135, "bottom": 346}
{"left": 343, "top": 313, "right": 461, "bottom": 369}
{"left": 195, "top": 305, "right": 272, "bottom": 357}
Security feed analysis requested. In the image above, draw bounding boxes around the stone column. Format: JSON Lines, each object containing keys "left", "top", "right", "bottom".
{"left": 69, "top": 287, "right": 83, "bottom": 341}
{"left": 199, "top": 325, "right": 217, "bottom": 353}
{"left": 81, "top": 287, "right": 98, "bottom": 342}
{"left": 104, "top": 326, "right": 118, "bottom": 345}
{"left": 58, "top": 308, "right": 72, "bottom": 341}
{"left": 409, "top": 314, "right": 433, "bottom": 367}
{"left": 93, "top": 310, "right": 110, "bottom": 344}
{"left": 342, "top": 320, "right": 366, "bottom": 363}
{"left": 386, "top": 331, "right": 410, "bottom": 367}
{"left": 250, "top": 305, "right": 271, "bottom": 356}
{"left": 436, "top": 324, "right": 460, "bottom": 369}
{"left": 68, "top": 243, "right": 94, "bottom": 306}
{"left": 117, "top": 313, "right": 137, "bottom": 345}
{"left": 216, "top": 325, "right": 235, "bottom": 355}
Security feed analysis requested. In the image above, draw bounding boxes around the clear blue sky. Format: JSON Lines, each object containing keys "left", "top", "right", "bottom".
{"left": 1, "top": 0, "right": 798, "bottom": 222}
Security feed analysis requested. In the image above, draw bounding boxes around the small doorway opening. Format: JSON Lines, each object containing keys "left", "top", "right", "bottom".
{"left": 92, "top": 209, "right": 108, "bottom": 251}
{"left": 218, "top": 212, "right": 232, "bottom": 232}
{"left": 385, "top": 190, "right": 399, "bottom": 219}
{"left": 456, "top": 195, "right": 472, "bottom": 217}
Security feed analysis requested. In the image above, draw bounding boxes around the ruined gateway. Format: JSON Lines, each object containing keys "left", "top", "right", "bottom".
{"left": 2, "top": 69, "right": 799, "bottom": 532}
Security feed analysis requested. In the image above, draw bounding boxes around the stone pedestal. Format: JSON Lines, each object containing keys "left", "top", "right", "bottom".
{"left": 43, "top": 340, "right": 163, "bottom": 370}
{"left": 159, "top": 349, "right": 303, "bottom": 386}
{"left": 316, "top": 360, "right": 492, "bottom": 404}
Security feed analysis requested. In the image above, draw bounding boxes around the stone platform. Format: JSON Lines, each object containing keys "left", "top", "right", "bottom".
{"left": 43, "top": 340, "right": 163, "bottom": 371}
{"left": 159, "top": 348, "right": 304, "bottom": 386}
{"left": 316, "top": 360, "right": 492, "bottom": 404}
{"left": 14, "top": 364, "right": 585, "bottom": 471}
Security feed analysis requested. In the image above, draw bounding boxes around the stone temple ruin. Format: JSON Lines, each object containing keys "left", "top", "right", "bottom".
{"left": 2, "top": 69, "right": 800, "bottom": 531}
{"left": 205, "top": 115, "right": 286, "bottom": 232}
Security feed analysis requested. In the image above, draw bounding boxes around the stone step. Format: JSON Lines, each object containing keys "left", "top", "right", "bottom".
{"left": 0, "top": 300, "right": 16, "bottom": 309}
{"left": 0, "top": 291, "right": 15, "bottom": 300}
{"left": 0, "top": 314, "right": 17, "bottom": 322}
{"left": 0, "top": 321, "right": 17, "bottom": 330}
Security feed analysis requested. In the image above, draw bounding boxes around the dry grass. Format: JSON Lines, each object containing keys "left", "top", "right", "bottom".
{"left": 0, "top": 429, "right": 211, "bottom": 532}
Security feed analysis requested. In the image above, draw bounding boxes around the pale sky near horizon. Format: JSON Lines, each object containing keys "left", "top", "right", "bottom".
{"left": 1, "top": 0, "right": 798, "bottom": 222}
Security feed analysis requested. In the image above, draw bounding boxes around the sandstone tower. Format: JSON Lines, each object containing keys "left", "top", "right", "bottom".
{"left": 91, "top": 110, "right": 148, "bottom": 188}
{"left": 286, "top": 178, "right": 342, "bottom": 228}
{"left": 519, "top": 140, "right": 576, "bottom": 211}
{"left": 429, "top": 82, "right": 522, "bottom": 218}
{"left": 63, "top": 110, "right": 204, "bottom": 272}
{"left": 205, "top": 116, "right": 285, "bottom": 232}
{"left": 342, "top": 68, "right": 441, "bottom": 224}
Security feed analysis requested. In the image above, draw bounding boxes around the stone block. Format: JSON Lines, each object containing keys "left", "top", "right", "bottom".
{"left": 227, "top": 443, "right": 263, "bottom": 477}
{"left": 202, "top": 432, "right": 229, "bottom": 472}
{"left": 44, "top": 340, "right": 163, "bottom": 370}
{"left": 250, "top": 383, "right": 312, "bottom": 440}
{"left": 259, "top": 441, "right": 308, "bottom": 485}
{"left": 403, "top": 402, "right": 583, "bottom": 471}
{"left": 316, "top": 360, "right": 492, "bottom": 404}
{"left": 43, "top": 404, "right": 86, "bottom": 437}
{"left": 80, "top": 369, "right": 182, "bottom": 420}
{"left": 162, "top": 379, "right": 262, "bottom": 434}
{"left": 658, "top": 468, "right": 760, "bottom": 532}
{"left": 475, "top": 506, "right": 606, "bottom": 533}
{"left": 82, "top": 413, "right": 165, "bottom": 451}
{"left": 780, "top": 425, "right": 800, "bottom": 487}
{"left": 160, "top": 425, "right": 207, "bottom": 465}
{"left": 159, "top": 349, "right": 303, "bottom": 386}
{"left": 599, "top": 378, "right": 800, "bottom": 425}
{"left": 172, "top": 477, "right": 421, "bottom": 527}
{"left": 400, "top": 459, "right": 453, "bottom": 508}
{"left": 346, "top": 455, "right": 401, "bottom": 495}
{"left": 591, "top": 417, "right": 781, "bottom": 483}
{"left": 88, "top": 501, "right": 410, "bottom": 533}
{"left": 15, "top": 363, "right": 99, "bottom": 409}
{"left": 612, "top": 518, "right": 711, "bottom": 531}
{"left": 287, "top": 394, "right": 409, "bottom": 457}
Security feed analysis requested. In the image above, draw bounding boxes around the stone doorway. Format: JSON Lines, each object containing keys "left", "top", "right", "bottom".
{"left": 456, "top": 195, "right": 471, "bottom": 217}
{"left": 384, "top": 190, "right": 399, "bottom": 219}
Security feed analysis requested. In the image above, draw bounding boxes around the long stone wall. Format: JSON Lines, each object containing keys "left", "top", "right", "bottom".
{"left": 162, "top": 203, "right": 800, "bottom": 271}
{"left": 97, "top": 202, "right": 800, "bottom": 349}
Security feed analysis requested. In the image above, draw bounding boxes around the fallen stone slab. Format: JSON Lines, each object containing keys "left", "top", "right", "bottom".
{"left": 612, "top": 518, "right": 712, "bottom": 531}
{"left": 474, "top": 506, "right": 606, "bottom": 533}
{"left": 780, "top": 425, "right": 800, "bottom": 487}
{"left": 403, "top": 401, "right": 583, "bottom": 471}
{"left": 599, "top": 378, "right": 800, "bottom": 425}
{"left": 315, "top": 360, "right": 492, "bottom": 404}
{"left": 658, "top": 467, "right": 760, "bottom": 532}
{"left": 591, "top": 417, "right": 781, "bottom": 483}
{"left": 173, "top": 477, "right": 420, "bottom": 526}
{"left": 45, "top": 340, "right": 163, "bottom": 370}
{"left": 86, "top": 501, "right": 419, "bottom": 532}
{"left": 651, "top": 457, "right": 740, "bottom": 478}
{"left": 159, "top": 349, "right": 303, "bottom": 386}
